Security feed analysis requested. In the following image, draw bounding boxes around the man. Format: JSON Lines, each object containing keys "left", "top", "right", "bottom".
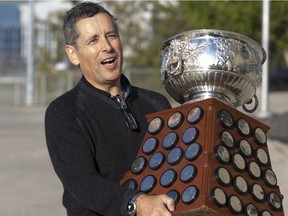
{"left": 45, "top": 1, "right": 175, "bottom": 216}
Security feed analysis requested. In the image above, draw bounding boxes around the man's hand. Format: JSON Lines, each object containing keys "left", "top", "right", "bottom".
{"left": 136, "top": 194, "right": 175, "bottom": 216}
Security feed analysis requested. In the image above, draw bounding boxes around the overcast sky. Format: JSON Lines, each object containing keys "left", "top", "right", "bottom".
{"left": 18, "top": 0, "right": 72, "bottom": 24}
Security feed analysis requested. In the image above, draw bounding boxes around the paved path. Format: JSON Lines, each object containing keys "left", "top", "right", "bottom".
{"left": 268, "top": 139, "right": 288, "bottom": 214}
{"left": 0, "top": 91, "right": 287, "bottom": 216}
{"left": 0, "top": 106, "right": 66, "bottom": 216}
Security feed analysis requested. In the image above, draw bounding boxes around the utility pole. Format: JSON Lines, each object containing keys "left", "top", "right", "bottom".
{"left": 25, "top": 0, "right": 35, "bottom": 105}
{"left": 259, "top": 0, "right": 270, "bottom": 118}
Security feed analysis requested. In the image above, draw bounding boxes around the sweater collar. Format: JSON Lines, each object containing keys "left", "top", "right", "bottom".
{"left": 80, "top": 75, "right": 132, "bottom": 99}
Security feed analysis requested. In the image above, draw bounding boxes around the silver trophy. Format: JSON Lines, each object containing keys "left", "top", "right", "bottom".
{"left": 159, "top": 29, "right": 266, "bottom": 112}
{"left": 121, "top": 30, "right": 285, "bottom": 215}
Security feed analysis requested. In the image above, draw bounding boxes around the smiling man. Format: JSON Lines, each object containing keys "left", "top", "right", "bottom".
{"left": 65, "top": 12, "right": 123, "bottom": 95}
{"left": 45, "top": 1, "right": 174, "bottom": 216}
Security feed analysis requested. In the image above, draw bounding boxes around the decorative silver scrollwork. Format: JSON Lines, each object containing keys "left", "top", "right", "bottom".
{"left": 159, "top": 29, "right": 266, "bottom": 112}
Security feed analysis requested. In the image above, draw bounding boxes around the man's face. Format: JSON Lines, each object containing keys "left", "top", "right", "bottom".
{"left": 66, "top": 13, "right": 123, "bottom": 89}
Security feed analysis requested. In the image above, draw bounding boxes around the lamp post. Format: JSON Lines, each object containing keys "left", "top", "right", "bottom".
{"left": 25, "top": 0, "right": 34, "bottom": 105}
{"left": 259, "top": 0, "right": 270, "bottom": 118}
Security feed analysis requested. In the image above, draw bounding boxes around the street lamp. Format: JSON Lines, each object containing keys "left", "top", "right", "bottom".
{"left": 259, "top": 0, "right": 270, "bottom": 118}
{"left": 25, "top": 0, "right": 34, "bottom": 105}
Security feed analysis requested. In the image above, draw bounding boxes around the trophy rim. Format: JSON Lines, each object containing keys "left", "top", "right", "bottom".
{"left": 159, "top": 29, "right": 267, "bottom": 64}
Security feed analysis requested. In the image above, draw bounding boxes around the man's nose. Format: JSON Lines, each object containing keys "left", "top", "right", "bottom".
{"left": 101, "top": 38, "right": 113, "bottom": 52}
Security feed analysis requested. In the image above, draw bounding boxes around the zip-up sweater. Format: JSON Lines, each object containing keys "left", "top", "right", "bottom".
{"left": 45, "top": 75, "right": 171, "bottom": 216}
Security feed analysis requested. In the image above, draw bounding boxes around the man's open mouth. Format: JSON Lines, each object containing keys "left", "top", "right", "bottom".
{"left": 101, "top": 57, "right": 116, "bottom": 65}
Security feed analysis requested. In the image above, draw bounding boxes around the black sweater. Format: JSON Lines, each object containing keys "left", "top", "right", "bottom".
{"left": 45, "top": 76, "right": 171, "bottom": 216}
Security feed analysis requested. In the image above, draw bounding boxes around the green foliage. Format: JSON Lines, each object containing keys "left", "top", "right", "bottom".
{"left": 104, "top": 1, "right": 191, "bottom": 67}
{"left": 181, "top": 1, "right": 288, "bottom": 68}
{"left": 104, "top": 0, "right": 266, "bottom": 68}
{"left": 36, "top": 0, "right": 288, "bottom": 73}
{"left": 36, "top": 10, "right": 67, "bottom": 73}
{"left": 182, "top": 1, "right": 262, "bottom": 39}
{"left": 269, "top": 1, "right": 288, "bottom": 67}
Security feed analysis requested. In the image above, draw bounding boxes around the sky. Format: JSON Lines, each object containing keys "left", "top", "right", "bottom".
{"left": 15, "top": 0, "right": 73, "bottom": 24}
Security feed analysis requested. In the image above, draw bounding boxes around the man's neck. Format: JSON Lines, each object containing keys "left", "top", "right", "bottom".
{"left": 85, "top": 77, "right": 123, "bottom": 97}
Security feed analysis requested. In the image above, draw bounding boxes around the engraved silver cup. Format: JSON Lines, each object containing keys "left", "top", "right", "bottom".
{"left": 160, "top": 29, "right": 266, "bottom": 112}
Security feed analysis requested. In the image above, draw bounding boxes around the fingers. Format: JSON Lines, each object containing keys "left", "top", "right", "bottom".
{"left": 136, "top": 194, "right": 175, "bottom": 216}
{"left": 161, "top": 194, "right": 175, "bottom": 212}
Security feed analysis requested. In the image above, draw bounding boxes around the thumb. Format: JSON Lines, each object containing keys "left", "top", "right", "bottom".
{"left": 161, "top": 194, "right": 175, "bottom": 212}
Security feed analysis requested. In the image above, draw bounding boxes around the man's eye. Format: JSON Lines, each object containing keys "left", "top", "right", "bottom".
{"left": 107, "top": 34, "right": 118, "bottom": 38}
{"left": 89, "top": 39, "right": 97, "bottom": 44}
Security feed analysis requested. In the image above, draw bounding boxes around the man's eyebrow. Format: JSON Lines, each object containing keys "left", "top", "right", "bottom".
{"left": 106, "top": 29, "right": 119, "bottom": 35}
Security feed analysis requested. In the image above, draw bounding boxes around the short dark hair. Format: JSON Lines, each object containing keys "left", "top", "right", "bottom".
{"left": 63, "top": 1, "right": 118, "bottom": 48}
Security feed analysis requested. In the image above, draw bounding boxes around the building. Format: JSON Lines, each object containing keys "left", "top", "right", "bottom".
{"left": 0, "top": 3, "right": 21, "bottom": 73}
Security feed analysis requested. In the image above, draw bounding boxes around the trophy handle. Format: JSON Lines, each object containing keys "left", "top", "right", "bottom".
{"left": 242, "top": 95, "right": 258, "bottom": 113}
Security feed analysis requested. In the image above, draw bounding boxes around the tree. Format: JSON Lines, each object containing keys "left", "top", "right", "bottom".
{"left": 105, "top": 1, "right": 264, "bottom": 68}
{"left": 269, "top": 1, "right": 288, "bottom": 68}
{"left": 182, "top": 1, "right": 262, "bottom": 39}
{"left": 35, "top": 0, "right": 288, "bottom": 72}
{"left": 182, "top": 1, "right": 288, "bottom": 69}
{"left": 104, "top": 1, "right": 190, "bottom": 67}
{"left": 36, "top": 10, "right": 67, "bottom": 73}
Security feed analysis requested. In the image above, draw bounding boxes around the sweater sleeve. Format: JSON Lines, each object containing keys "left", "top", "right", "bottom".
{"left": 45, "top": 101, "right": 138, "bottom": 216}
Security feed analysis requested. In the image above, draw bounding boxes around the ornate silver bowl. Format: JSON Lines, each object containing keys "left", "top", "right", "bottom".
{"left": 159, "top": 29, "right": 266, "bottom": 111}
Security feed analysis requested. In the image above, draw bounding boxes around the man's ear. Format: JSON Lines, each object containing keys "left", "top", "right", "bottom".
{"left": 65, "top": 45, "right": 80, "bottom": 66}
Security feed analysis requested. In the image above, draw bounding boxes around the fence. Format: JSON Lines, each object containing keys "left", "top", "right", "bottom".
{"left": 0, "top": 68, "right": 175, "bottom": 106}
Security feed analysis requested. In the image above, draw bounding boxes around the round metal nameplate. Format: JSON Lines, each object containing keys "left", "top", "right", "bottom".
{"left": 215, "top": 167, "right": 231, "bottom": 186}
{"left": 212, "top": 187, "right": 227, "bottom": 207}
{"left": 181, "top": 185, "right": 198, "bottom": 205}
{"left": 122, "top": 179, "right": 138, "bottom": 190}
{"left": 148, "top": 117, "right": 164, "bottom": 135}
{"left": 234, "top": 175, "right": 248, "bottom": 194}
{"left": 185, "top": 142, "right": 202, "bottom": 161}
{"left": 251, "top": 184, "right": 265, "bottom": 202}
{"left": 247, "top": 161, "right": 262, "bottom": 179}
{"left": 239, "top": 139, "right": 252, "bottom": 158}
{"left": 187, "top": 107, "right": 203, "bottom": 124}
{"left": 254, "top": 127, "right": 267, "bottom": 145}
{"left": 162, "top": 132, "right": 178, "bottom": 150}
{"left": 237, "top": 118, "right": 251, "bottom": 136}
{"left": 220, "top": 130, "right": 235, "bottom": 149}
{"left": 232, "top": 153, "right": 246, "bottom": 172}
{"left": 167, "top": 147, "right": 183, "bottom": 165}
{"left": 228, "top": 195, "right": 243, "bottom": 214}
{"left": 180, "top": 164, "right": 197, "bottom": 183}
{"left": 263, "top": 169, "right": 277, "bottom": 187}
{"left": 218, "top": 109, "right": 234, "bottom": 128}
{"left": 244, "top": 203, "right": 259, "bottom": 216}
{"left": 149, "top": 152, "right": 165, "bottom": 170}
{"left": 215, "top": 145, "right": 230, "bottom": 164}
{"left": 140, "top": 175, "right": 156, "bottom": 193}
{"left": 160, "top": 169, "right": 177, "bottom": 188}
{"left": 268, "top": 192, "right": 282, "bottom": 210}
{"left": 131, "top": 156, "right": 147, "bottom": 174}
{"left": 168, "top": 111, "right": 184, "bottom": 129}
{"left": 167, "top": 190, "right": 180, "bottom": 205}
{"left": 255, "top": 148, "right": 269, "bottom": 166}
{"left": 261, "top": 210, "right": 272, "bottom": 216}
{"left": 182, "top": 127, "right": 199, "bottom": 144}
{"left": 142, "top": 137, "right": 158, "bottom": 155}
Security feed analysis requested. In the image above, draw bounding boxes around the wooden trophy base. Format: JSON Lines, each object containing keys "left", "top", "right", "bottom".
{"left": 120, "top": 98, "right": 284, "bottom": 216}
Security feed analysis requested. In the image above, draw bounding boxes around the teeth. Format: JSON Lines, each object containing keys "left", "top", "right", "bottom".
{"left": 102, "top": 58, "right": 115, "bottom": 64}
